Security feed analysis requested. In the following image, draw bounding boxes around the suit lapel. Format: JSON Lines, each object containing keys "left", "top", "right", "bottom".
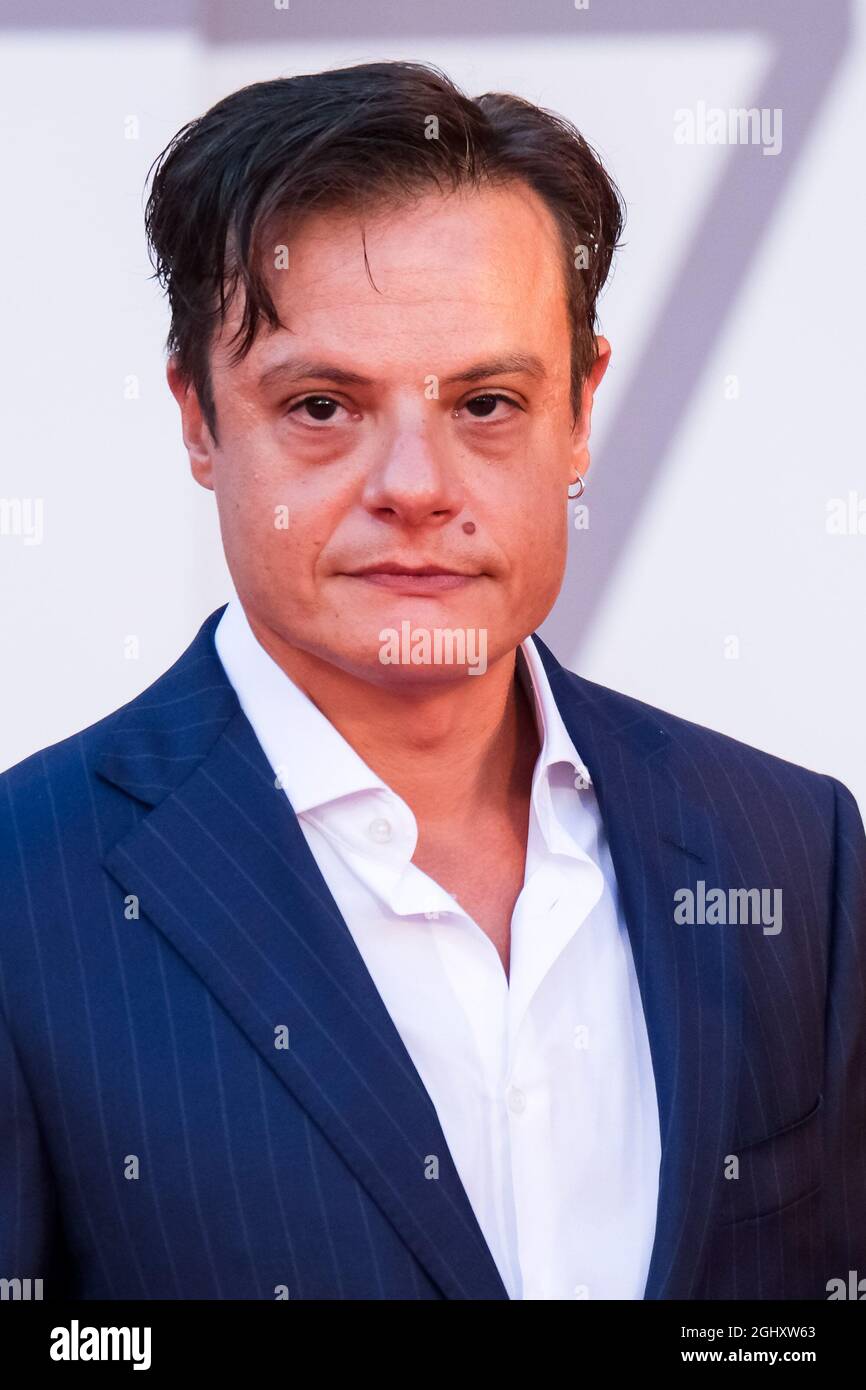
{"left": 97, "top": 609, "right": 508, "bottom": 1301}
{"left": 533, "top": 634, "right": 743, "bottom": 1299}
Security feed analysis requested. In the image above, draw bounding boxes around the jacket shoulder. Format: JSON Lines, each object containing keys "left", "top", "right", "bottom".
{"left": 0, "top": 607, "right": 232, "bottom": 837}
{"left": 563, "top": 664, "right": 850, "bottom": 811}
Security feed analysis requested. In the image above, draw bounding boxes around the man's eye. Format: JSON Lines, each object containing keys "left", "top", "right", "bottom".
{"left": 286, "top": 392, "right": 519, "bottom": 425}
{"left": 288, "top": 395, "right": 346, "bottom": 424}
{"left": 461, "top": 393, "right": 520, "bottom": 419}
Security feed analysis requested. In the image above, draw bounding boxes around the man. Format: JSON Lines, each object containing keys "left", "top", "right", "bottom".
{"left": 1, "top": 61, "right": 864, "bottom": 1302}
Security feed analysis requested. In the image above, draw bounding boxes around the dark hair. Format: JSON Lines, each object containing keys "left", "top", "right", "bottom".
{"left": 144, "top": 60, "right": 624, "bottom": 443}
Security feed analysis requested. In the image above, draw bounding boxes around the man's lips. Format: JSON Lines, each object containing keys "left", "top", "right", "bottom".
{"left": 342, "top": 563, "right": 482, "bottom": 593}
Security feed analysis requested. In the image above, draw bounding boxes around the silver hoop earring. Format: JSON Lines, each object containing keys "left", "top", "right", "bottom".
{"left": 568, "top": 475, "right": 586, "bottom": 500}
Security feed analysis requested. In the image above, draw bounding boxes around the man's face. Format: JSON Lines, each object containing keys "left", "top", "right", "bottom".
{"left": 171, "top": 179, "right": 609, "bottom": 685}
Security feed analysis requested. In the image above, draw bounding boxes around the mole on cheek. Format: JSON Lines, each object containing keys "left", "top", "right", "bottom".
{"left": 462, "top": 521, "right": 476, "bottom": 535}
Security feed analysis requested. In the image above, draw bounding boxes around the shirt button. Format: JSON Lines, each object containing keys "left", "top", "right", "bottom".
{"left": 367, "top": 817, "right": 392, "bottom": 844}
{"left": 507, "top": 1086, "right": 526, "bottom": 1114}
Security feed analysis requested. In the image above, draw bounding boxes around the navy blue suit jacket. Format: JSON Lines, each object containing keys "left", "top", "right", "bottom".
{"left": 1, "top": 606, "right": 864, "bottom": 1300}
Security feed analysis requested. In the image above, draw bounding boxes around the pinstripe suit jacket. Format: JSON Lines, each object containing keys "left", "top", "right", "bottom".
{"left": 1, "top": 605, "right": 864, "bottom": 1301}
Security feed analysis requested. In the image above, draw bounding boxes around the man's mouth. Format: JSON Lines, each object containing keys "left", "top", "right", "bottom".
{"left": 343, "top": 563, "right": 482, "bottom": 593}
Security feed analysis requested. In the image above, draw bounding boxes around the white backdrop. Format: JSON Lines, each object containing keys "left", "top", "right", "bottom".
{"left": 2, "top": 0, "right": 864, "bottom": 808}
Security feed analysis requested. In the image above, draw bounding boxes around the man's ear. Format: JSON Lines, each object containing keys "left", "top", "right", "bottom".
{"left": 166, "top": 357, "right": 216, "bottom": 490}
{"left": 570, "top": 335, "right": 611, "bottom": 484}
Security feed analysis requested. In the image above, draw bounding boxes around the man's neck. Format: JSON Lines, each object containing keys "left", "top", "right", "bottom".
{"left": 247, "top": 619, "right": 541, "bottom": 832}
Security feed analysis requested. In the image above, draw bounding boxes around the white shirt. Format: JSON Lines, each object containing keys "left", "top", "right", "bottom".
{"left": 214, "top": 597, "right": 661, "bottom": 1300}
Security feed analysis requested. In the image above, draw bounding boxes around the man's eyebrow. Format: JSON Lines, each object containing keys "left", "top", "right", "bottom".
{"left": 256, "top": 358, "right": 373, "bottom": 390}
{"left": 441, "top": 353, "right": 547, "bottom": 386}
{"left": 255, "top": 352, "right": 547, "bottom": 391}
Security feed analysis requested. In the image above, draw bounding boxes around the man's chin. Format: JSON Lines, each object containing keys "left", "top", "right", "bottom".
{"left": 309, "top": 615, "right": 496, "bottom": 685}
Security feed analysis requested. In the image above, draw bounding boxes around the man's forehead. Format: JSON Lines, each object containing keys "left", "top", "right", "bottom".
{"left": 213, "top": 181, "right": 568, "bottom": 377}
{"left": 275, "top": 178, "right": 562, "bottom": 255}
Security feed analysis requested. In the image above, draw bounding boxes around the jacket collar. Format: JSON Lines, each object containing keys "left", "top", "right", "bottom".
{"left": 95, "top": 607, "right": 742, "bottom": 1300}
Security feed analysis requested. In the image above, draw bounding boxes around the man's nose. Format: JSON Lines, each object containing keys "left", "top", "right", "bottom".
{"left": 360, "top": 410, "right": 464, "bottom": 527}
